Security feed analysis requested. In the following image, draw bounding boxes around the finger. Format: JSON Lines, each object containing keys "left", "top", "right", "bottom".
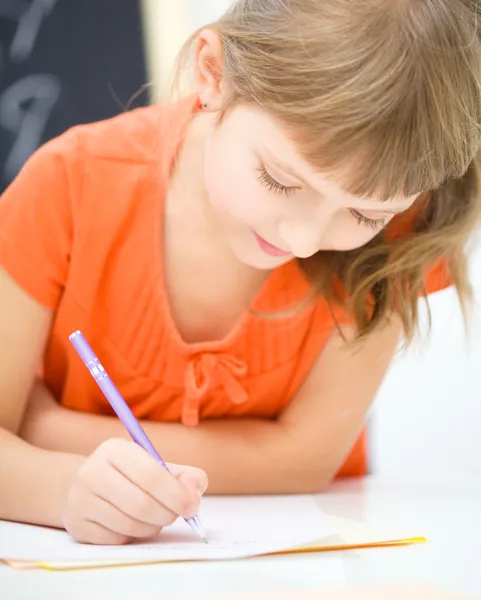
{"left": 89, "top": 495, "right": 162, "bottom": 539}
{"left": 83, "top": 459, "right": 178, "bottom": 527}
{"left": 168, "top": 464, "right": 209, "bottom": 496}
{"left": 68, "top": 520, "right": 131, "bottom": 546}
{"left": 105, "top": 440, "right": 199, "bottom": 517}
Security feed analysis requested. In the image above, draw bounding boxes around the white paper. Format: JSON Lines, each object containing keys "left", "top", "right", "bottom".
{"left": 0, "top": 495, "right": 332, "bottom": 562}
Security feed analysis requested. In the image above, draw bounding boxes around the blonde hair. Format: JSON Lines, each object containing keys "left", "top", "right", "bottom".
{"left": 174, "top": 0, "right": 481, "bottom": 341}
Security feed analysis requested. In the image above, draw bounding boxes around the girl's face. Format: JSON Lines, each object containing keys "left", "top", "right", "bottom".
{"left": 203, "top": 104, "right": 418, "bottom": 270}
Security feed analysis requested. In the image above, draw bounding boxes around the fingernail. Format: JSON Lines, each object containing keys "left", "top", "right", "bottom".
{"left": 185, "top": 504, "right": 199, "bottom": 518}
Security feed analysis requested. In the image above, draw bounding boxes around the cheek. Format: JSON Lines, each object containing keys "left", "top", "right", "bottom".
{"left": 204, "top": 138, "right": 274, "bottom": 224}
{"left": 326, "top": 213, "right": 385, "bottom": 251}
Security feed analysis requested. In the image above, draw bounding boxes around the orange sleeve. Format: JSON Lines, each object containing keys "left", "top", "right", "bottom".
{"left": 0, "top": 133, "right": 79, "bottom": 310}
{"left": 423, "top": 257, "right": 453, "bottom": 295}
{"left": 387, "top": 199, "right": 453, "bottom": 296}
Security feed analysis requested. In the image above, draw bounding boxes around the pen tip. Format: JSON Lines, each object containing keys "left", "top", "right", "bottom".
{"left": 192, "top": 516, "right": 208, "bottom": 543}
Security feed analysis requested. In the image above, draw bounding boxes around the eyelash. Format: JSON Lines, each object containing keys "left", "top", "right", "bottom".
{"left": 256, "top": 164, "right": 298, "bottom": 196}
{"left": 349, "top": 210, "right": 388, "bottom": 230}
{"left": 256, "top": 163, "right": 388, "bottom": 230}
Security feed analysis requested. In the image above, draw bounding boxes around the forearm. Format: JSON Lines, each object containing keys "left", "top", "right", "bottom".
{"left": 0, "top": 427, "right": 84, "bottom": 528}
{"left": 25, "top": 404, "right": 322, "bottom": 494}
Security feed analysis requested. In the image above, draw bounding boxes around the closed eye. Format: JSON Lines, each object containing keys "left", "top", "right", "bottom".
{"left": 256, "top": 163, "right": 300, "bottom": 196}
{"left": 350, "top": 209, "right": 388, "bottom": 230}
{"left": 258, "top": 161, "right": 391, "bottom": 230}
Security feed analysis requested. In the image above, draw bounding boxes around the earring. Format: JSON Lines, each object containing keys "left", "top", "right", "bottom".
{"left": 202, "top": 103, "right": 207, "bottom": 108}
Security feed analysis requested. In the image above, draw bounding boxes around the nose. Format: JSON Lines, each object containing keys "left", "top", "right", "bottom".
{"left": 278, "top": 219, "right": 325, "bottom": 258}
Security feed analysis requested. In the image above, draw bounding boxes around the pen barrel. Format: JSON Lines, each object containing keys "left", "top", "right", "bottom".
{"left": 97, "top": 376, "right": 166, "bottom": 465}
{"left": 69, "top": 331, "right": 168, "bottom": 470}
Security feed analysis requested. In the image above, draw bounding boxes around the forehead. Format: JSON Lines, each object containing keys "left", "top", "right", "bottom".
{"left": 225, "top": 103, "right": 298, "bottom": 152}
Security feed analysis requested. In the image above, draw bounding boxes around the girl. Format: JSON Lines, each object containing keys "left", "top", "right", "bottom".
{"left": 0, "top": 0, "right": 480, "bottom": 546}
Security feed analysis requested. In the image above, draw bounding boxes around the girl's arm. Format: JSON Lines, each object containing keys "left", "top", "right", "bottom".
{"left": 0, "top": 269, "right": 207, "bottom": 539}
{"left": 0, "top": 268, "right": 85, "bottom": 527}
{"left": 23, "top": 318, "right": 401, "bottom": 494}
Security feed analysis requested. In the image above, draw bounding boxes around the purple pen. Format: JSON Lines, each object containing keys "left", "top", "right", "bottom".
{"left": 69, "top": 330, "right": 208, "bottom": 543}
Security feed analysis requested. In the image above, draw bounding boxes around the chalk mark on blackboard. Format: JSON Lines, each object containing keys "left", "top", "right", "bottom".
{"left": 0, "top": 73, "right": 61, "bottom": 180}
{"left": 0, "top": 0, "right": 58, "bottom": 62}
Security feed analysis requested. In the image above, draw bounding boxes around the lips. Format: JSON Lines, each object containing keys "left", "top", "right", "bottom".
{"left": 254, "top": 233, "right": 291, "bottom": 257}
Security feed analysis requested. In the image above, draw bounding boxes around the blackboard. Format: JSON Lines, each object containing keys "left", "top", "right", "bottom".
{"left": 0, "top": 0, "right": 149, "bottom": 192}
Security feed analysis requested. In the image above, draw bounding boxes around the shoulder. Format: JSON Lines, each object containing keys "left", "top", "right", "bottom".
{"left": 47, "top": 103, "right": 169, "bottom": 166}
{"left": 0, "top": 97, "right": 195, "bottom": 222}
{"left": 33, "top": 96, "right": 194, "bottom": 172}
{"left": 0, "top": 105, "right": 162, "bottom": 221}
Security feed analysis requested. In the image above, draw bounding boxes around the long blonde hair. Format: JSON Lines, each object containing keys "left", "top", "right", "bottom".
{"left": 174, "top": 0, "right": 481, "bottom": 341}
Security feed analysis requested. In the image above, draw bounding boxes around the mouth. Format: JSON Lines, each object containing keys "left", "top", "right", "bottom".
{"left": 254, "top": 233, "right": 291, "bottom": 257}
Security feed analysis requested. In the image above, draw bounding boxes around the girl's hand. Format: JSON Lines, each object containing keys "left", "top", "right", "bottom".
{"left": 63, "top": 438, "right": 208, "bottom": 545}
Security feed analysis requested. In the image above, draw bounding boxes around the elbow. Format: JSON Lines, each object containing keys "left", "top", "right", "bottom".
{"left": 262, "top": 429, "right": 339, "bottom": 494}
{"left": 274, "top": 459, "right": 337, "bottom": 494}
{"left": 283, "top": 471, "right": 334, "bottom": 494}
{"left": 293, "top": 480, "right": 332, "bottom": 495}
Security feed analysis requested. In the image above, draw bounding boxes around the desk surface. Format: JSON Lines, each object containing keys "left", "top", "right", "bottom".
{"left": 2, "top": 477, "right": 480, "bottom": 600}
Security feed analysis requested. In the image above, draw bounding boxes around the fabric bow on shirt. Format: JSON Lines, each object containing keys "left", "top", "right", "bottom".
{"left": 182, "top": 352, "right": 248, "bottom": 426}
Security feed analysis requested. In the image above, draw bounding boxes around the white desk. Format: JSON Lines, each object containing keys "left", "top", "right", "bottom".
{"left": 1, "top": 477, "right": 480, "bottom": 600}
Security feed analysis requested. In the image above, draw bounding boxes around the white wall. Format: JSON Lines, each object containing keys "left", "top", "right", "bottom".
{"left": 371, "top": 241, "right": 481, "bottom": 481}
{"left": 141, "top": 0, "right": 233, "bottom": 98}
{"left": 141, "top": 0, "right": 481, "bottom": 480}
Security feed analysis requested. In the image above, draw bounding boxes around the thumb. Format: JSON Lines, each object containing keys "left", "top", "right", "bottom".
{"left": 167, "top": 463, "right": 209, "bottom": 497}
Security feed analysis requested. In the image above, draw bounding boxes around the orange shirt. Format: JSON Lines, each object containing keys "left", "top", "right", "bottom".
{"left": 0, "top": 99, "right": 452, "bottom": 478}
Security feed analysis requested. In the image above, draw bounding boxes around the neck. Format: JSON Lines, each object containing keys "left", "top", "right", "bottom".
{"left": 168, "top": 112, "right": 215, "bottom": 223}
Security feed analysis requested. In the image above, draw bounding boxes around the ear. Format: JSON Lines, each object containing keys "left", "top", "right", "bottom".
{"left": 194, "top": 29, "right": 225, "bottom": 110}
